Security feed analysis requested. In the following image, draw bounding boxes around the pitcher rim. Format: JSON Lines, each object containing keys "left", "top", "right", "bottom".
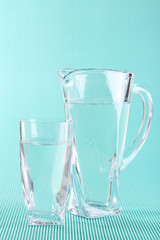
{"left": 57, "top": 68, "right": 133, "bottom": 81}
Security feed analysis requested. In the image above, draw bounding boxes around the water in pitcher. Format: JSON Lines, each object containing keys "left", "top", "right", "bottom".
{"left": 66, "top": 101, "right": 130, "bottom": 205}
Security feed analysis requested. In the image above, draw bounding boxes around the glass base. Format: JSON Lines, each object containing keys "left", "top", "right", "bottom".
{"left": 28, "top": 211, "right": 64, "bottom": 225}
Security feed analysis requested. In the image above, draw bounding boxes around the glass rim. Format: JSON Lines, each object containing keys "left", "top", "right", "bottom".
{"left": 19, "top": 119, "right": 73, "bottom": 124}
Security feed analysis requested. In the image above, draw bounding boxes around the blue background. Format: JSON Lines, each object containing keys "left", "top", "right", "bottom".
{"left": 0, "top": 1, "right": 159, "bottom": 239}
{"left": 0, "top": 0, "right": 159, "bottom": 176}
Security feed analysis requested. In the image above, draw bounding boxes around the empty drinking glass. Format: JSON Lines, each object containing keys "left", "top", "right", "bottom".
{"left": 19, "top": 119, "right": 73, "bottom": 225}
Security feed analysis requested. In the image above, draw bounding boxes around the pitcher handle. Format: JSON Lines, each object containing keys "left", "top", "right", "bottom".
{"left": 120, "top": 84, "right": 153, "bottom": 172}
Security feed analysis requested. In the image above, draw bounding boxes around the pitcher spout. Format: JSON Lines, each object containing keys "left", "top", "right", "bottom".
{"left": 57, "top": 68, "right": 74, "bottom": 83}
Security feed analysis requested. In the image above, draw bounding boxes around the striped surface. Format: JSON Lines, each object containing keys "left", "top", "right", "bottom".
{"left": 1, "top": 167, "right": 159, "bottom": 240}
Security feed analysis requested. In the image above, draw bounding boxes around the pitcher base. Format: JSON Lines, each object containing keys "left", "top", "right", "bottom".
{"left": 68, "top": 202, "right": 122, "bottom": 219}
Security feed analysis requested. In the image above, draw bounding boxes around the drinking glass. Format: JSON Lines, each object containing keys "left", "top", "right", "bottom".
{"left": 19, "top": 119, "right": 73, "bottom": 225}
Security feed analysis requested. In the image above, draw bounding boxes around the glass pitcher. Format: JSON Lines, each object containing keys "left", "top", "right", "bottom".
{"left": 58, "top": 68, "right": 153, "bottom": 218}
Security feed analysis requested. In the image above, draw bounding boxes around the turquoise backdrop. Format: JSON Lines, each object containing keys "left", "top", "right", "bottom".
{"left": 1, "top": 0, "right": 159, "bottom": 239}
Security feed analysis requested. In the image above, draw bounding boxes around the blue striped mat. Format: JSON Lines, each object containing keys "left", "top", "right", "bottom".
{"left": 1, "top": 167, "right": 159, "bottom": 240}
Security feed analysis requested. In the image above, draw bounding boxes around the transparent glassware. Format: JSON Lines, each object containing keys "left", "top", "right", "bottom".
{"left": 58, "top": 68, "right": 153, "bottom": 218}
{"left": 19, "top": 119, "right": 73, "bottom": 225}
